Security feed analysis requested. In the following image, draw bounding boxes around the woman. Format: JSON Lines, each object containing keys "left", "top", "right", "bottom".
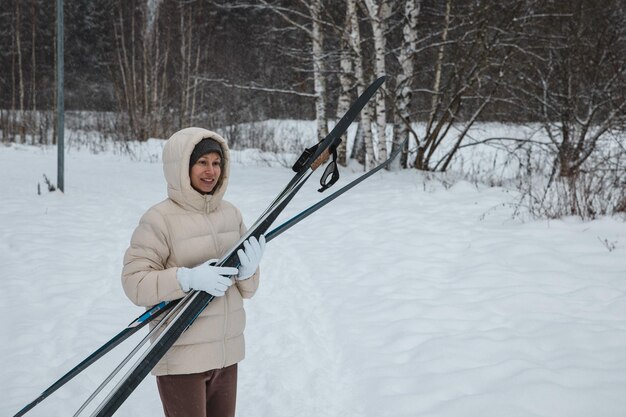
{"left": 122, "top": 127, "right": 265, "bottom": 417}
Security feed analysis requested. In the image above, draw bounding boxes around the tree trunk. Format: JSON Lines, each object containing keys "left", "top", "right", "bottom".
{"left": 310, "top": 0, "right": 328, "bottom": 141}
{"left": 363, "top": 0, "right": 390, "bottom": 162}
{"left": 16, "top": 0, "right": 25, "bottom": 143}
{"left": 130, "top": 5, "right": 140, "bottom": 138}
{"left": 336, "top": 1, "right": 355, "bottom": 166}
{"left": 113, "top": 4, "right": 134, "bottom": 139}
{"left": 8, "top": 1, "right": 16, "bottom": 143}
{"left": 179, "top": 8, "right": 187, "bottom": 128}
{"left": 416, "top": 0, "right": 450, "bottom": 170}
{"left": 142, "top": 4, "right": 149, "bottom": 133}
{"left": 31, "top": 0, "right": 37, "bottom": 113}
{"left": 392, "top": 0, "right": 421, "bottom": 170}
{"left": 349, "top": 0, "right": 375, "bottom": 169}
{"left": 190, "top": 44, "right": 201, "bottom": 125}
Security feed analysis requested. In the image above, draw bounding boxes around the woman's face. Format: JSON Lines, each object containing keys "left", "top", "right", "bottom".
{"left": 190, "top": 152, "right": 222, "bottom": 194}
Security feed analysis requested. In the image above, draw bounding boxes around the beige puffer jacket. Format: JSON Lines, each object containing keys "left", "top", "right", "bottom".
{"left": 122, "top": 127, "right": 259, "bottom": 376}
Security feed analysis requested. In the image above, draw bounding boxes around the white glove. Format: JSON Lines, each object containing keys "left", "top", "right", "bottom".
{"left": 237, "top": 235, "right": 266, "bottom": 281}
{"left": 177, "top": 261, "right": 237, "bottom": 297}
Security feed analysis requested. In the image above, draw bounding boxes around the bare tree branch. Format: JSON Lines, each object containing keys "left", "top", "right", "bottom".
{"left": 193, "top": 76, "right": 317, "bottom": 97}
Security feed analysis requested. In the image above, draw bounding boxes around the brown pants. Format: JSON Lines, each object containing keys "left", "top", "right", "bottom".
{"left": 156, "top": 364, "right": 238, "bottom": 417}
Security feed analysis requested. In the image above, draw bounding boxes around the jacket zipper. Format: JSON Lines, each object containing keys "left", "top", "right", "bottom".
{"left": 222, "top": 288, "right": 228, "bottom": 367}
{"left": 203, "top": 202, "right": 228, "bottom": 368}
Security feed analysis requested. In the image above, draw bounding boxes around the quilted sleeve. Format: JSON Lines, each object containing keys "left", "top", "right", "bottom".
{"left": 121, "top": 209, "right": 186, "bottom": 307}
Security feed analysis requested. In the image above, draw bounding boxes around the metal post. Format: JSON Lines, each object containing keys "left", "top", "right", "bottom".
{"left": 56, "top": 0, "right": 64, "bottom": 192}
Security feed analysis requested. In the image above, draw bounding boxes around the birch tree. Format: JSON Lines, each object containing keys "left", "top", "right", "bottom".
{"left": 361, "top": 0, "right": 390, "bottom": 162}
{"left": 335, "top": 6, "right": 355, "bottom": 166}
{"left": 310, "top": 0, "right": 328, "bottom": 140}
{"left": 391, "top": 0, "right": 421, "bottom": 170}
{"left": 347, "top": 0, "right": 375, "bottom": 169}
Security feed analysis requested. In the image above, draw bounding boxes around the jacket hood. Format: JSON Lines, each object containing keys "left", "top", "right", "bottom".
{"left": 162, "top": 127, "right": 231, "bottom": 213}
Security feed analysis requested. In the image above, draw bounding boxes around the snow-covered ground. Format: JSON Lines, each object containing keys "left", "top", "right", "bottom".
{"left": 1, "top": 140, "right": 626, "bottom": 417}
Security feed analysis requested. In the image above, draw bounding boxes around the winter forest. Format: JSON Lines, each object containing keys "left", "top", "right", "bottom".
{"left": 1, "top": 0, "right": 626, "bottom": 216}
{"left": 2, "top": 1, "right": 626, "bottom": 416}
